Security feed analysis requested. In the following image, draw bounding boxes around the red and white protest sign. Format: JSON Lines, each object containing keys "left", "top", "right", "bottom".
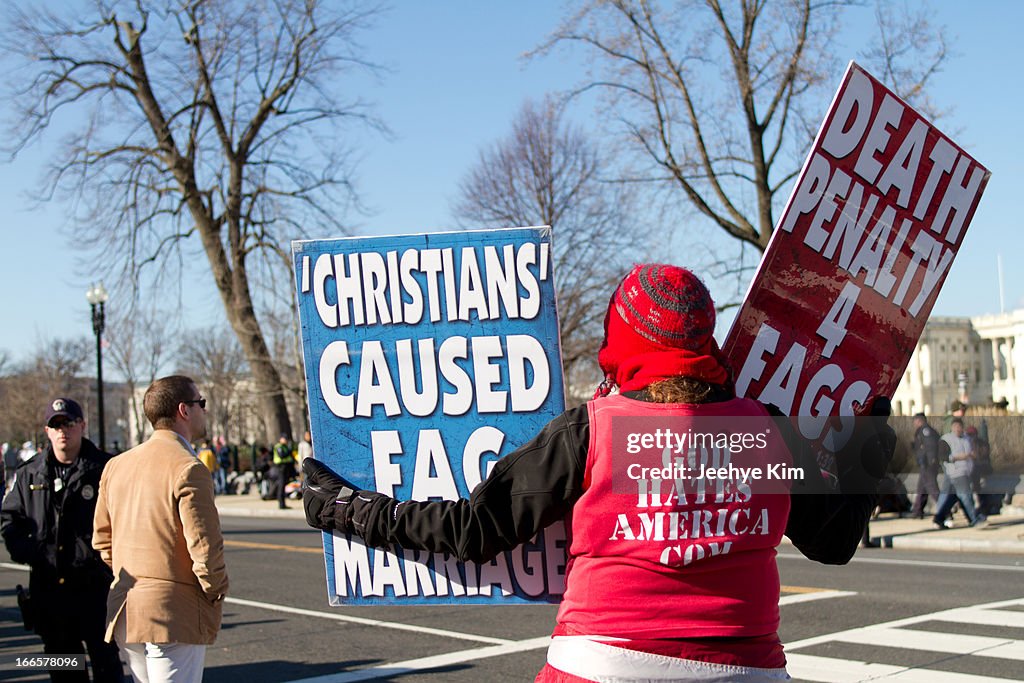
{"left": 724, "top": 61, "right": 989, "bottom": 464}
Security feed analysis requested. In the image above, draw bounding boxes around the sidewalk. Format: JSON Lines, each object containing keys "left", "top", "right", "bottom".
{"left": 862, "top": 505, "right": 1024, "bottom": 554}
{"left": 215, "top": 489, "right": 306, "bottom": 520}
{"left": 215, "top": 491, "right": 1024, "bottom": 554}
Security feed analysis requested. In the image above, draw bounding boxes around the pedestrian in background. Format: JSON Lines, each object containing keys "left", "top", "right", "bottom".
{"left": 256, "top": 446, "right": 274, "bottom": 500}
{"left": 196, "top": 440, "right": 218, "bottom": 493}
{"left": 302, "top": 263, "right": 893, "bottom": 682}
{"left": 933, "top": 418, "right": 985, "bottom": 528}
{"left": 2, "top": 440, "right": 19, "bottom": 494}
{"left": 1, "top": 398, "right": 123, "bottom": 682}
{"left": 297, "top": 431, "right": 313, "bottom": 467}
{"left": 18, "top": 440, "right": 38, "bottom": 464}
{"left": 93, "top": 376, "right": 228, "bottom": 683}
{"left": 966, "top": 425, "right": 999, "bottom": 516}
{"left": 273, "top": 434, "right": 296, "bottom": 509}
{"left": 910, "top": 413, "right": 941, "bottom": 519}
{"left": 215, "top": 437, "right": 232, "bottom": 494}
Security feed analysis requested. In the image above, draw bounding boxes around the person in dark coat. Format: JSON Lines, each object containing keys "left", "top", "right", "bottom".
{"left": 910, "top": 413, "right": 941, "bottom": 519}
{"left": 1, "top": 398, "right": 123, "bottom": 682}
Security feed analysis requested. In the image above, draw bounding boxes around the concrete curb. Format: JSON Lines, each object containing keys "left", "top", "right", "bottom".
{"left": 216, "top": 502, "right": 305, "bottom": 519}
{"left": 887, "top": 536, "right": 1024, "bottom": 554}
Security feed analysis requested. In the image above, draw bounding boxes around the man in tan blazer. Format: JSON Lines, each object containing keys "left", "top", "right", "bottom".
{"left": 94, "top": 375, "right": 228, "bottom": 683}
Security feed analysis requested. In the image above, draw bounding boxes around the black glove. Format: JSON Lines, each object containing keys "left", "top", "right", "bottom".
{"left": 838, "top": 395, "right": 897, "bottom": 493}
{"left": 302, "top": 459, "right": 359, "bottom": 532}
{"left": 868, "top": 396, "right": 891, "bottom": 418}
{"left": 864, "top": 395, "right": 896, "bottom": 480}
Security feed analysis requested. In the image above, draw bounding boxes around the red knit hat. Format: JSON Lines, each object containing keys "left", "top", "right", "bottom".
{"left": 597, "top": 264, "right": 729, "bottom": 393}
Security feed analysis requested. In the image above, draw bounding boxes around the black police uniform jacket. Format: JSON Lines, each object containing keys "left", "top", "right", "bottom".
{"left": 913, "top": 424, "right": 940, "bottom": 470}
{"left": 0, "top": 439, "right": 113, "bottom": 634}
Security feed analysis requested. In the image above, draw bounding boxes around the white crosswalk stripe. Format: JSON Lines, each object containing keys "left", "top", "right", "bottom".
{"left": 785, "top": 597, "right": 1024, "bottom": 682}
{"left": 786, "top": 657, "right": 1020, "bottom": 683}
{"left": 833, "top": 627, "right": 1023, "bottom": 658}
{"left": 936, "top": 607, "right": 1024, "bottom": 629}
{"left": 785, "top": 654, "right": 909, "bottom": 682}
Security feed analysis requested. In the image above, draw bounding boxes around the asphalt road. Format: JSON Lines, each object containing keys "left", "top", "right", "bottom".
{"left": 2, "top": 516, "right": 1023, "bottom": 682}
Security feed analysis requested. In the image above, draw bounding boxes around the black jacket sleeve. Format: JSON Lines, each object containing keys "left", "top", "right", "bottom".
{"left": 768, "top": 404, "right": 892, "bottom": 565}
{"left": 0, "top": 461, "right": 46, "bottom": 566}
{"left": 349, "top": 405, "right": 591, "bottom": 563}
{"left": 345, "top": 398, "right": 892, "bottom": 568}
{"left": 921, "top": 427, "right": 940, "bottom": 466}
{"left": 785, "top": 491, "right": 878, "bottom": 565}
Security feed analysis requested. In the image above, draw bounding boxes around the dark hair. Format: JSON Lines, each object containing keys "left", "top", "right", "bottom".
{"left": 144, "top": 375, "right": 197, "bottom": 430}
{"left": 913, "top": 412, "right": 926, "bottom": 419}
{"left": 951, "top": 417, "right": 964, "bottom": 427}
{"left": 645, "top": 377, "right": 733, "bottom": 404}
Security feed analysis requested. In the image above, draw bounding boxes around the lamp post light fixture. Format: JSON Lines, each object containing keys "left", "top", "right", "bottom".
{"left": 86, "top": 282, "right": 109, "bottom": 451}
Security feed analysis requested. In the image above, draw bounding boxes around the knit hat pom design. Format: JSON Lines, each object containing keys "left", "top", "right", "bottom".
{"left": 613, "top": 264, "right": 715, "bottom": 351}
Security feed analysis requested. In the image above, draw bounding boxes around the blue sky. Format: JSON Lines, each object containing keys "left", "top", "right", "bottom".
{"left": 1, "top": 1, "right": 1021, "bottom": 366}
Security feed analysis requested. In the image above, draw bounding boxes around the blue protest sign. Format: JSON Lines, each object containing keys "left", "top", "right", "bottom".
{"left": 293, "top": 227, "right": 567, "bottom": 604}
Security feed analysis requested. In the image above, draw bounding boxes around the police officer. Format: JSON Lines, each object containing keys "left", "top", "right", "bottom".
{"left": 273, "top": 435, "right": 296, "bottom": 509}
{"left": 1, "top": 398, "right": 123, "bottom": 682}
{"left": 910, "top": 412, "right": 941, "bottom": 519}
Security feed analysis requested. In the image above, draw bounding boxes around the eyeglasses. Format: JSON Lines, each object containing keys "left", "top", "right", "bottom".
{"left": 182, "top": 398, "right": 207, "bottom": 410}
{"left": 48, "top": 419, "right": 81, "bottom": 430}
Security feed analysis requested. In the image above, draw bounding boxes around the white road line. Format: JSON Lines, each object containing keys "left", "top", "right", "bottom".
{"left": 784, "top": 597, "right": 1024, "bottom": 681}
{"left": 784, "top": 653, "right": 905, "bottom": 682}
{"left": 0, "top": 564, "right": 510, "bottom": 647}
{"left": 936, "top": 606, "right": 1024, "bottom": 629}
{"left": 983, "top": 640, "right": 1024, "bottom": 661}
{"left": 225, "top": 597, "right": 510, "bottom": 645}
{"left": 779, "top": 590, "right": 856, "bottom": 606}
{"left": 280, "top": 636, "right": 552, "bottom": 683}
{"left": 879, "top": 671, "right": 1023, "bottom": 682}
{"left": 785, "top": 654, "right": 1020, "bottom": 683}
{"left": 14, "top": 559, "right": 1021, "bottom": 680}
{"left": 777, "top": 552, "right": 1024, "bottom": 573}
{"left": 785, "top": 597, "right": 1024, "bottom": 652}
{"left": 272, "top": 589, "right": 854, "bottom": 682}
{"left": 834, "top": 627, "right": 1020, "bottom": 659}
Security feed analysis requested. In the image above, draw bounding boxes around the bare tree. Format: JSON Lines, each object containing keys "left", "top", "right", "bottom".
{"left": 3, "top": 0, "right": 384, "bottom": 442}
{"left": 106, "top": 306, "right": 177, "bottom": 445}
{"left": 26, "top": 338, "right": 92, "bottom": 399}
{"left": 177, "top": 326, "right": 248, "bottom": 442}
{"left": 454, "top": 98, "right": 645, "bottom": 401}
{"left": 0, "top": 338, "right": 90, "bottom": 445}
{"left": 536, "top": 0, "right": 950, "bottom": 256}
{"left": 861, "top": 2, "right": 951, "bottom": 122}
{"left": 252, "top": 252, "right": 310, "bottom": 434}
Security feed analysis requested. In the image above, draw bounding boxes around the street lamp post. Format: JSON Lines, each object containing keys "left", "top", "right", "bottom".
{"left": 86, "top": 282, "right": 109, "bottom": 451}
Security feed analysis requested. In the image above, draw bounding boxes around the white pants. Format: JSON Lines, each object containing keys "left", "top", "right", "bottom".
{"left": 114, "top": 614, "right": 207, "bottom": 683}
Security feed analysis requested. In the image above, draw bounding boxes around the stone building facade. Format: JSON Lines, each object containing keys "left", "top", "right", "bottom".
{"left": 892, "top": 310, "right": 1024, "bottom": 416}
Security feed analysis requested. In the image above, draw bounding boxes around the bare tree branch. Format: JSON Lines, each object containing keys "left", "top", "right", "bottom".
{"left": 2, "top": 0, "right": 385, "bottom": 441}
{"left": 533, "top": 0, "right": 950, "bottom": 254}
{"left": 453, "top": 97, "right": 649, "bottom": 402}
